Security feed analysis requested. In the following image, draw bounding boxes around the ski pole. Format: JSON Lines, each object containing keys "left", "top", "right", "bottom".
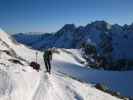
{"left": 36, "top": 52, "right": 38, "bottom": 63}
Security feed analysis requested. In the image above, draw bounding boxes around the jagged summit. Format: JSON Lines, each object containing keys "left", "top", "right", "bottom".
{"left": 61, "top": 24, "right": 76, "bottom": 30}
{"left": 13, "top": 20, "right": 133, "bottom": 60}
{"left": 56, "top": 24, "right": 76, "bottom": 34}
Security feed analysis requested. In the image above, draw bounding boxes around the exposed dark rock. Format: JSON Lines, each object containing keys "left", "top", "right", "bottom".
{"left": 8, "top": 59, "right": 23, "bottom": 65}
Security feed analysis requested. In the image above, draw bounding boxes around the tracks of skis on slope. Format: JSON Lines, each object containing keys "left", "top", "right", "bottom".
{"left": 32, "top": 72, "right": 83, "bottom": 100}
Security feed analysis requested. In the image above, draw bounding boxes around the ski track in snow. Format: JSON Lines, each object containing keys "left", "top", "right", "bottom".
{"left": 33, "top": 72, "right": 83, "bottom": 100}
{"left": 32, "top": 73, "right": 50, "bottom": 100}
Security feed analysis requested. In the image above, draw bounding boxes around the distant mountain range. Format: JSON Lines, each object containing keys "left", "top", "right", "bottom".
{"left": 13, "top": 21, "right": 133, "bottom": 60}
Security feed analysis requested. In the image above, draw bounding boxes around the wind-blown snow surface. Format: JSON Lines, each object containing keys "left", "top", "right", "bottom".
{"left": 0, "top": 29, "right": 123, "bottom": 100}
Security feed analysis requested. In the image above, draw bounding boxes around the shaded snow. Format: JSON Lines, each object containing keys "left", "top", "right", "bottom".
{"left": 52, "top": 49, "right": 133, "bottom": 97}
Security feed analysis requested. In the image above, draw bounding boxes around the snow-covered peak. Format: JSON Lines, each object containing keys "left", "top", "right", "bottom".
{"left": 0, "top": 28, "right": 16, "bottom": 46}
{"left": 0, "top": 28, "right": 14, "bottom": 50}
{"left": 0, "top": 28, "right": 10, "bottom": 41}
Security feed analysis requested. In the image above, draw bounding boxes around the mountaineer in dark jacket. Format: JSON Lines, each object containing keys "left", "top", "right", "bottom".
{"left": 43, "top": 49, "right": 52, "bottom": 74}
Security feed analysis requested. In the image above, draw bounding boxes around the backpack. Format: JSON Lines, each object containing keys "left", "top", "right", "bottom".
{"left": 30, "top": 61, "right": 40, "bottom": 71}
{"left": 43, "top": 50, "right": 52, "bottom": 60}
{"left": 43, "top": 50, "right": 49, "bottom": 60}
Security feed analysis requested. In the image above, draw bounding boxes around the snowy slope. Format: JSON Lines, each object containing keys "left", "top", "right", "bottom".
{"left": 52, "top": 49, "right": 133, "bottom": 97}
{"left": 0, "top": 28, "right": 123, "bottom": 100}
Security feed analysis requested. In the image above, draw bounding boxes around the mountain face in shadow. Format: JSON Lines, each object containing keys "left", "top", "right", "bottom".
{"left": 13, "top": 21, "right": 133, "bottom": 60}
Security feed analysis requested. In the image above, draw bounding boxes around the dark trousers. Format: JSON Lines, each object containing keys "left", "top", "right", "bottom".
{"left": 44, "top": 59, "right": 51, "bottom": 73}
